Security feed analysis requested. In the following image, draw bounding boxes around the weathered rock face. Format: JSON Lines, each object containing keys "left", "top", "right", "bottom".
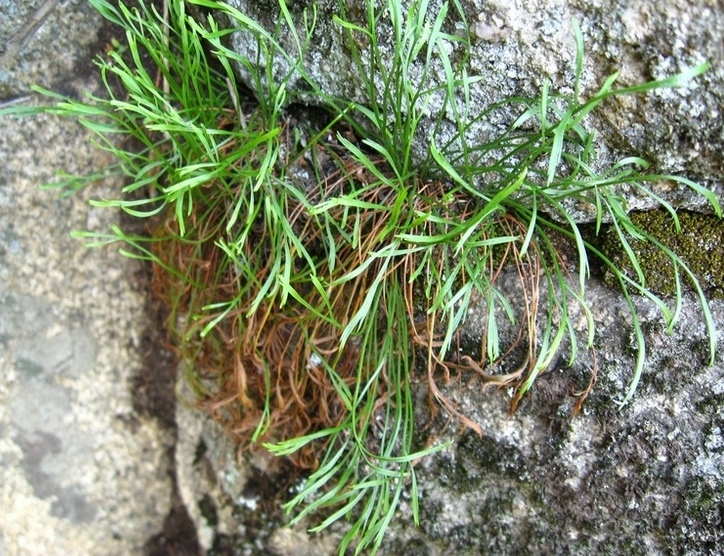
{"left": 169, "top": 1, "right": 724, "bottom": 554}
{"left": 177, "top": 281, "right": 724, "bottom": 555}
{"left": 219, "top": 0, "right": 724, "bottom": 216}
{"left": 1, "top": 2, "right": 180, "bottom": 554}
{"left": 404, "top": 281, "right": 724, "bottom": 555}
{"left": 0, "top": 0, "right": 110, "bottom": 100}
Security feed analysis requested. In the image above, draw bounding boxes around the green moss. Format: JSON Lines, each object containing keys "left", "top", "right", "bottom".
{"left": 670, "top": 476, "right": 724, "bottom": 552}
{"left": 597, "top": 210, "right": 724, "bottom": 298}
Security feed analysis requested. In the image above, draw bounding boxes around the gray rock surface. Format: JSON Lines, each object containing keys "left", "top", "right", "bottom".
{"left": 175, "top": 382, "right": 345, "bottom": 555}
{"left": 402, "top": 281, "right": 724, "bottom": 555}
{"left": 221, "top": 0, "right": 724, "bottom": 216}
{"left": 176, "top": 280, "right": 724, "bottom": 555}
{"left": 0, "top": 0, "right": 108, "bottom": 102}
{"left": 0, "top": 1, "right": 176, "bottom": 554}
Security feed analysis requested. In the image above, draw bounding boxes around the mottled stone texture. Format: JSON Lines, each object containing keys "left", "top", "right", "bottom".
{"left": 221, "top": 0, "right": 723, "bottom": 216}
{"left": 1, "top": 1, "right": 175, "bottom": 554}
{"left": 177, "top": 281, "right": 724, "bottom": 555}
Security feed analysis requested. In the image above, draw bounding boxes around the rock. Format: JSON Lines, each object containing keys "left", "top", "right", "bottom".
{"left": 172, "top": 1, "right": 724, "bottom": 553}
{"left": 0, "top": 1, "right": 176, "bottom": 554}
{"left": 0, "top": 116, "right": 175, "bottom": 554}
{"left": 0, "top": 0, "right": 109, "bottom": 101}
{"left": 218, "top": 0, "right": 723, "bottom": 217}
{"left": 401, "top": 280, "right": 724, "bottom": 555}
{"left": 175, "top": 379, "right": 344, "bottom": 555}
{"left": 176, "top": 278, "right": 724, "bottom": 554}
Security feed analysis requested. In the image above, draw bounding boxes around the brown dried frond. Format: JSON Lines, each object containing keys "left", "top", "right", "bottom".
{"left": 148, "top": 113, "right": 586, "bottom": 473}
{"left": 147, "top": 136, "right": 403, "bottom": 468}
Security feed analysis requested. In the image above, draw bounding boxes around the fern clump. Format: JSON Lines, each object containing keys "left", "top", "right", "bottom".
{"left": 2, "top": 0, "right": 719, "bottom": 553}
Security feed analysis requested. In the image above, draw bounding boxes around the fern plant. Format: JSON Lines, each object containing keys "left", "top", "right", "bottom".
{"left": 2, "top": 0, "right": 718, "bottom": 553}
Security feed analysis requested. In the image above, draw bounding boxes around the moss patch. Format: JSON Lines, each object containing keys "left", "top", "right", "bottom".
{"left": 596, "top": 210, "right": 724, "bottom": 298}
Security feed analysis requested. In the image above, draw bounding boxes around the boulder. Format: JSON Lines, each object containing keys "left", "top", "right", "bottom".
{"left": 218, "top": 0, "right": 724, "bottom": 216}
{"left": 0, "top": 1, "right": 178, "bottom": 553}
{"left": 176, "top": 281, "right": 724, "bottom": 554}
